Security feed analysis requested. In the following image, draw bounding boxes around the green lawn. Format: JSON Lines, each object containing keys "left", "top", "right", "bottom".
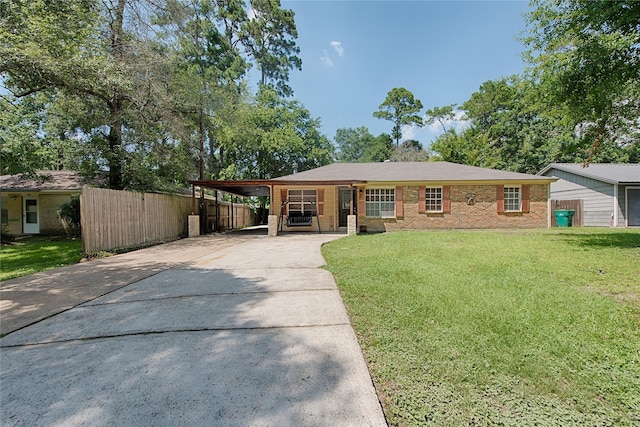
{"left": 0, "top": 237, "right": 83, "bottom": 281}
{"left": 322, "top": 229, "right": 640, "bottom": 426}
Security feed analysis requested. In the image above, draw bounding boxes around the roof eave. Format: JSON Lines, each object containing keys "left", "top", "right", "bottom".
{"left": 539, "top": 163, "right": 621, "bottom": 185}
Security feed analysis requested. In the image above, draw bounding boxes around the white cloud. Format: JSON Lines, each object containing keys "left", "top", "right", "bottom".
{"left": 320, "top": 50, "right": 334, "bottom": 67}
{"left": 330, "top": 41, "right": 344, "bottom": 57}
{"left": 402, "top": 125, "right": 417, "bottom": 141}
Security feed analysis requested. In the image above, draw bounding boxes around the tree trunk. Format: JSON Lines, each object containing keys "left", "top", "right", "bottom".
{"left": 108, "top": 100, "right": 124, "bottom": 189}
{"left": 199, "top": 105, "right": 205, "bottom": 181}
{"left": 107, "top": 0, "right": 126, "bottom": 190}
{"left": 57, "top": 132, "right": 65, "bottom": 170}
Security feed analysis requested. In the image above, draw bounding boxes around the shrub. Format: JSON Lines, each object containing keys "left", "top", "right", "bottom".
{"left": 58, "top": 196, "right": 81, "bottom": 237}
{"left": 1, "top": 228, "right": 15, "bottom": 245}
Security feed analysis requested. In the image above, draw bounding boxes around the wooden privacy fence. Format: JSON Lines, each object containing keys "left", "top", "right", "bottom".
{"left": 81, "top": 187, "right": 258, "bottom": 254}
{"left": 81, "top": 187, "right": 193, "bottom": 254}
{"left": 203, "top": 198, "right": 256, "bottom": 232}
{"left": 550, "top": 199, "right": 583, "bottom": 227}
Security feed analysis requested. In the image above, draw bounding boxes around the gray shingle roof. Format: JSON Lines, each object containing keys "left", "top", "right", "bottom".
{"left": 539, "top": 163, "right": 640, "bottom": 184}
{"left": 0, "top": 171, "right": 90, "bottom": 191}
{"left": 275, "top": 162, "right": 553, "bottom": 182}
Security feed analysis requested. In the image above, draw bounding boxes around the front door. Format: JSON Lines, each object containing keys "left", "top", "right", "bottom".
{"left": 339, "top": 188, "right": 352, "bottom": 227}
{"left": 23, "top": 196, "right": 40, "bottom": 234}
{"left": 627, "top": 188, "right": 640, "bottom": 227}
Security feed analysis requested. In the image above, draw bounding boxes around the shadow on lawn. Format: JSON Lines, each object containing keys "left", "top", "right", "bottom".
{"left": 558, "top": 231, "right": 640, "bottom": 250}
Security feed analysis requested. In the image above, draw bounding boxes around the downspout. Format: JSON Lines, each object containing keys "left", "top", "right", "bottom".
{"left": 613, "top": 184, "right": 618, "bottom": 228}
{"left": 191, "top": 184, "right": 196, "bottom": 215}
{"left": 269, "top": 185, "right": 274, "bottom": 215}
{"left": 215, "top": 190, "right": 219, "bottom": 232}
{"left": 349, "top": 184, "right": 354, "bottom": 215}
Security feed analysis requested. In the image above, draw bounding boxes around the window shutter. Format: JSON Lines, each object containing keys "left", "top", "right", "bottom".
{"left": 358, "top": 188, "right": 365, "bottom": 217}
{"left": 396, "top": 186, "right": 404, "bottom": 218}
{"left": 443, "top": 185, "right": 451, "bottom": 214}
{"left": 317, "top": 189, "right": 324, "bottom": 217}
{"left": 521, "top": 185, "right": 530, "bottom": 213}
{"left": 496, "top": 185, "right": 504, "bottom": 213}
{"left": 280, "top": 189, "right": 288, "bottom": 215}
{"left": 418, "top": 187, "right": 426, "bottom": 214}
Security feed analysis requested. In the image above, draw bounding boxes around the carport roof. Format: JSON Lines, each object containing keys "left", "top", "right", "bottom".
{"left": 188, "top": 179, "right": 359, "bottom": 197}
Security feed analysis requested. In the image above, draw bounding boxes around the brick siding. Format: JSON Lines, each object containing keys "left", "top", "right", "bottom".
{"left": 359, "top": 184, "right": 549, "bottom": 231}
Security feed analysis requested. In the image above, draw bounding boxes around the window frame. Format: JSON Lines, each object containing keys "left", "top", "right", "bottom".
{"left": 1, "top": 196, "right": 8, "bottom": 226}
{"left": 504, "top": 186, "right": 522, "bottom": 212}
{"left": 425, "top": 187, "right": 443, "bottom": 213}
{"left": 287, "top": 189, "right": 317, "bottom": 215}
{"left": 365, "top": 187, "right": 396, "bottom": 218}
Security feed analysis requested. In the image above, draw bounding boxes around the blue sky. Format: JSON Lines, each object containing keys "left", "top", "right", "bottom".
{"left": 275, "top": 0, "right": 532, "bottom": 148}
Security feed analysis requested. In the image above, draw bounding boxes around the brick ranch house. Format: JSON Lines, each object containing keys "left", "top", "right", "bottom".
{"left": 191, "top": 162, "right": 557, "bottom": 234}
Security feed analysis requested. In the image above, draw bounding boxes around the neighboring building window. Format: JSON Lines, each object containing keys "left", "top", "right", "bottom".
{"left": 1, "top": 196, "right": 8, "bottom": 226}
{"left": 425, "top": 187, "right": 442, "bottom": 212}
{"left": 288, "top": 189, "right": 316, "bottom": 215}
{"left": 504, "top": 187, "right": 521, "bottom": 211}
{"left": 365, "top": 188, "right": 395, "bottom": 218}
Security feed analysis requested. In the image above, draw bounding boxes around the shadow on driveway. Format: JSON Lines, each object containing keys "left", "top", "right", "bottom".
{"left": 1, "top": 234, "right": 386, "bottom": 426}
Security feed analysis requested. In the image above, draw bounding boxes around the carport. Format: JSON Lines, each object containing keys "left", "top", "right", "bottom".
{"left": 189, "top": 179, "right": 358, "bottom": 235}
{"left": 188, "top": 180, "right": 272, "bottom": 234}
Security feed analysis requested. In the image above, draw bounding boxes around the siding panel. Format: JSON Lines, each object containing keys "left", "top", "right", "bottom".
{"left": 545, "top": 169, "right": 615, "bottom": 227}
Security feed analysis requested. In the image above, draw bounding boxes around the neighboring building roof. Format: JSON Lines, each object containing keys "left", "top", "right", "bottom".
{"left": 538, "top": 163, "right": 640, "bottom": 184}
{"left": 0, "top": 170, "right": 91, "bottom": 192}
{"left": 275, "top": 161, "right": 554, "bottom": 183}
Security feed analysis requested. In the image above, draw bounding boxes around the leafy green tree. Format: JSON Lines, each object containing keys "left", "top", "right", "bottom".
{"left": 373, "top": 87, "right": 424, "bottom": 147}
{"left": 0, "top": 94, "right": 49, "bottom": 176}
{"left": 156, "top": 0, "right": 250, "bottom": 184}
{"left": 1, "top": 0, "right": 311, "bottom": 193}
{"left": 524, "top": 0, "right": 640, "bottom": 159}
{"left": 429, "top": 76, "right": 637, "bottom": 173}
{"left": 366, "top": 133, "right": 394, "bottom": 162}
{"left": 390, "top": 139, "right": 430, "bottom": 162}
{"left": 221, "top": 86, "right": 333, "bottom": 179}
{"left": 0, "top": 91, "right": 99, "bottom": 176}
{"left": 334, "top": 127, "right": 392, "bottom": 163}
{"left": 0, "top": 0, "right": 174, "bottom": 189}
{"left": 243, "top": 0, "right": 302, "bottom": 97}
{"left": 429, "top": 78, "right": 558, "bottom": 172}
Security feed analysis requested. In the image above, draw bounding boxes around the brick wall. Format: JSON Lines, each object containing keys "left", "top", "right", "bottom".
{"left": 359, "top": 184, "right": 549, "bottom": 231}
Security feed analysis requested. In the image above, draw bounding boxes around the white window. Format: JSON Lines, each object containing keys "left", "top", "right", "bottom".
{"left": 288, "top": 189, "right": 316, "bottom": 215}
{"left": 425, "top": 187, "right": 442, "bottom": 212}
{"left": 365, "top": 188, "right": 395, "bottom": 218}
{"left": 504, "top": 187, "right": 521, "bottom": 212}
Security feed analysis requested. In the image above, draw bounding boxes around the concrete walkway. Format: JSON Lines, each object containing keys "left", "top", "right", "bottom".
{"left": 1, "top": 232, "right": 387, "bottom": 426}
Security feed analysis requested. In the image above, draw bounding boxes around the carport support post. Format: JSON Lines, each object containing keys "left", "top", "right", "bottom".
{"left": 347, "top": 215, "right": 357, "bottom": 236}
{"left": 188, "top": 184, "right": 200, "bottom": 237}
{"left": 268, "top": 215, "right": 278, "bottom": 236}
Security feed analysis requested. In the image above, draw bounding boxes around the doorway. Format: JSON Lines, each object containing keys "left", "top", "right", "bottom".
{"left": 627, "top": 187, "right": 640, "bottom": 227}
{"left": 338, "top": 188, "right": 352, "bottom": 228}
{"left": 23, "top": 196, "right": 40, "bottom": 234}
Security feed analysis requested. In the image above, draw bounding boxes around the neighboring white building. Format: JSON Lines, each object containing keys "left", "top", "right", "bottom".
{"left": 1, "top": 171, "right": 91, "bottom": 235}
{"left": 538, "top": 163, "right": 640, "bottom": 227}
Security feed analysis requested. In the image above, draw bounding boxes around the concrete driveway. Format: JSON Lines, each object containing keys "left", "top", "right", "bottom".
{"left": 0, "top": 232, "right": 387, "bottom": 426}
